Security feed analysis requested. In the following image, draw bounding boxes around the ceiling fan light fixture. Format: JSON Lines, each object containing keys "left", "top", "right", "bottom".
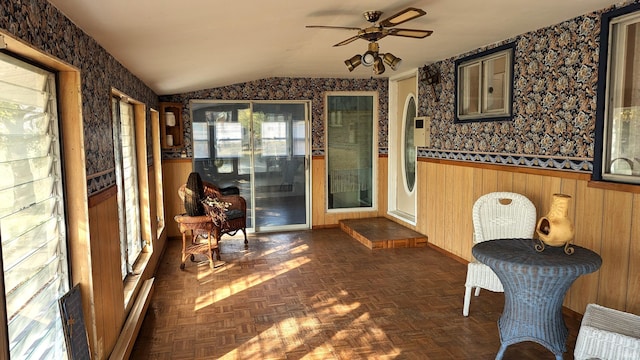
{"left": 373, "top": 56, "right": 385, "bottom": 75}
{"left": 382, "top": 53, "right": 402, "bottom": 70}
{"left": 362, "top": 42, "right": 379, "bottom": 67}
{"left": 308, "top": 7, "right": 432, "bottom": 74}
{"left": 345, "top": 54, "right": 362, "bottom": 72}
{"left": 362, "top": 51, "right": 376, "bottom": 67}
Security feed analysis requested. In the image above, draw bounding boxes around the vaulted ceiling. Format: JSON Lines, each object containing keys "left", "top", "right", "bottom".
{"left": 48, "top": 0, "right": 620, "bottom": 95}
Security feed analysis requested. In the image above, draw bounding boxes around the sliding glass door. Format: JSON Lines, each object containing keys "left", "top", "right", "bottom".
{"left": 190, "top": 101, "right": 310, "bottom": 231}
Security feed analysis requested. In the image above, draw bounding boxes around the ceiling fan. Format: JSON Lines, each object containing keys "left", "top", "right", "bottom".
{"left": 306, "top": 7, "right": 433, "bottom": 74}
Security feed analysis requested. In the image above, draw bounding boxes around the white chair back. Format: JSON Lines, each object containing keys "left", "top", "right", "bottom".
{"left": 472, "top": 192, "right": 537, "bottom": 244}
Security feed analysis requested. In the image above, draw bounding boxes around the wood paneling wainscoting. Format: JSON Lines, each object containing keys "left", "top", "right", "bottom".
{"left": 162, "top": 155, "right": 637, "bottom": 317}
{"left": 417, "top": 158, "right": 640, "bottom": 316}
{"left": 161, "top": 158, "right": 193, "bottom": 238}
{"left": 85, "top": 164, "right": 167, "bottom": 359}
{"left": 163, "top": 156, "right": 391, "bottom": 232}
{"left": 87, "top": 186, "right": 127, "bottom": 357}
{"left": 311, "top": 155, "right": 390, "bottom": 227}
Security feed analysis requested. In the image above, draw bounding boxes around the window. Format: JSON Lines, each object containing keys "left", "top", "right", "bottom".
{"left": 112, "top": 96, "right": 143, "bottom": 279}
{"left": 326, "top": 93, "right": 376, "bottom": 210}
{"left": 215, "top": 121, "right": 242, "bottom": 158}
{"left": 595, "top": 3, "right": 640, "bottom": 185}
{"left": 293, "top": 120, "right": 305, "bottom": 156}
{"left": 262, "top": 119, "right": 287, "bottom": 157}
{"left": 403, "top": 95, "right": 416, "bottom": 193}
{"left": 193, "top": 122, "right": 209, "bottom": 158}
{"left": 0, "top": 53, "right": 69, "bottom": 358}
{"left": 455, "top": 43, "right": 514, "bottom": 123}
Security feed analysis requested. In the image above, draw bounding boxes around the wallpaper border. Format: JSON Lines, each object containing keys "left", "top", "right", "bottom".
{"left": 417, "top": 149, "right": 593, "bottom": 173}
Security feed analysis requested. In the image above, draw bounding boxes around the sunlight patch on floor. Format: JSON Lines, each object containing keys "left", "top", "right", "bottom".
{"left": 194, "top": 255, "right": 311, "bottom": 310}
{"left": 215, "top": 310, "right": 400, "bottom": 360}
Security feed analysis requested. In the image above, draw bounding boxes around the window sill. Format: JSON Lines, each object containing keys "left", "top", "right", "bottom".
{"left": 123, "top": 250, "right": 152, "bottom": 312}
{"left": 588, "top": 180, "right": 640, "bottom": 194}
{"left": 156, "top": 221, "right": 165, "bottom": 241}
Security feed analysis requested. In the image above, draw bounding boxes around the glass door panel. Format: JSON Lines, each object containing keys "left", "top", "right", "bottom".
{"left": 253, "top": 103, "right": 307, "bottom": 229}
{"left": 191, "top": 102, "right": 253, "bottom": 227}
{"left": 326, "top": 94, "right": 375, "bottom": 210}
{"left": 191, "top": 101, "right": 309, "bottom": 231}
{"left": 403, "top": 96, "right": 416, "bottom": 193}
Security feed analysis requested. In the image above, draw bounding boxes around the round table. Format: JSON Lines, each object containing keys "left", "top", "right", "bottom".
{"left": 472, "top": 239, "right": 602, "bottom": 360}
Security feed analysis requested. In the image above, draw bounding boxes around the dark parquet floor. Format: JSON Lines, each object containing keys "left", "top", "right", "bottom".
{"left": 130, "top": 228, "right": 581, "bottom": 359}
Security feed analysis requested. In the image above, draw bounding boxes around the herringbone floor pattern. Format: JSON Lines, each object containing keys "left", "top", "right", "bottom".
{"left": 131, "top": 228, "right": 580, "bottom": 359}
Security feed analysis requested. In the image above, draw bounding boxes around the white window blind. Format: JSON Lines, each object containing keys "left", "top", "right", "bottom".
{"left": 112, "top": 97, "right": 142, "bottom": 279}
{"left": 0, "top": 53, "right": 69, "bottom": 358}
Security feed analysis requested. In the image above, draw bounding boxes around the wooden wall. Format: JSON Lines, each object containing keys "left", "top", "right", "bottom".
{"left": 162, "top": 159, "right": 193, "bottom": 238}
{"left": 311, "top": 156, "right": 389, "bottom": 226}
{"left": 417, "top": 158, "right": 640, "bottom": 315}
{"left": 85, "top": 164, "right": 166, "bottom": 359}
{"left": 164, "top": 156, "right": 390, "bottom": 232}
{"left": 87, "top": 188, "right": 124, "bottom": 356}
{"left": 162, "top": 155, "right": 638, "bottom": 316}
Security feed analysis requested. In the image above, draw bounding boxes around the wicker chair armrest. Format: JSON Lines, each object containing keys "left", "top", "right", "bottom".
{"left": 575, "top": 303, "right": 640, "bottom": 360}
{"left": 582, "top": 303, "right": 640, "bottom": 338}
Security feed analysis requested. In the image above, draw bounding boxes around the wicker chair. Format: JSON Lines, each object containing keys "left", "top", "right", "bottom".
{"left": 462, "top": 192, "right": 537, "bottom": 316}
{"left": 574, "top": 303, "right": 640, "bottom": 360}
{"left": 203, "top": 181, "right": 248, "bottom": 245}
{"left": 179, "top": 182, "right": 248, "bottom": 246}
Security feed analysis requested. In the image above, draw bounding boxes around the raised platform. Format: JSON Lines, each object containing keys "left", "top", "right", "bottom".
{"left": 339, "top": 217, "right": 428, "bottom": 249}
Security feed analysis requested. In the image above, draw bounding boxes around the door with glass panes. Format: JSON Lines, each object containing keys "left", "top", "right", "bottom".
{"left": 190, "top": 101, "right": 310, "bottom": 232}
{"left": 388, "top": 76, "right": 417, "bottom": 223}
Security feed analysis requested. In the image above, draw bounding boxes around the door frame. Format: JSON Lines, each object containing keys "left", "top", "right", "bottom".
{"left": 189, "top": 99, "right": 312, "bottom": 233}
{"left": 388, "top": 68, "right": 419, "bottom": 225}
{"left": 250, "top": 101, "right": 312, "bottom": 232}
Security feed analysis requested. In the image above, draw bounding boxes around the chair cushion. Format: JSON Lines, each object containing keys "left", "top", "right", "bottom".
{"left": 225, "top": 209, "right": 244, "bottom": 220}
{"left": 219, "top": 186, "right": 240, "bottom": 195}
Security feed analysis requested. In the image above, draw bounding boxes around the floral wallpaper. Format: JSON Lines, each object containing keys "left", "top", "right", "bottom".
{"left": 1, "top": 0, "right": 158, "bottom": 195}
{"left": 160, "top": 77, "right": 389, "bottom": 159}
{"left": 4, "top": 0, "right": 639, "bottom": 195}
{"left": 418, "top": 0, "right": 638, "bottom": 173}
{"left": 162, "top": 1, "right": 640, "bottom": 173}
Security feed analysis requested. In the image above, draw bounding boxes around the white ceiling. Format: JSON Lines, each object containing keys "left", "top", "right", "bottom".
{"left": 47, "top": 0, "right": 620, "bottom": 95}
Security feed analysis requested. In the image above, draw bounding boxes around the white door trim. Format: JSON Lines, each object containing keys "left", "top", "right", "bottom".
{"left": 387, "top": 68, "right": 419, "bottom": 225}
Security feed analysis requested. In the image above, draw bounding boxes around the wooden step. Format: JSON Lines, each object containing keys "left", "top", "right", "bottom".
{"left": 339, "top": 217, "right": 428, "bottom": 249}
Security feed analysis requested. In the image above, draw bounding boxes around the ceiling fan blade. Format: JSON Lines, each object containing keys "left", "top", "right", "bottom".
{"left": 379, "top": 7, "right": 426, "bottom": 27}
{"left": 387, "top": 28, "right": 433, "bottom": 38}
{"left": 306, "top": 25, "right": 362, "bottom": 31}
{"left": 333, "top": 35, "right": 361, "bottom": 47}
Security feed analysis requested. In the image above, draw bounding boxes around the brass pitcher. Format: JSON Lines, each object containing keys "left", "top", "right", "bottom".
{"left": 535, "top": 193, "right": 575, "bottom": 254}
